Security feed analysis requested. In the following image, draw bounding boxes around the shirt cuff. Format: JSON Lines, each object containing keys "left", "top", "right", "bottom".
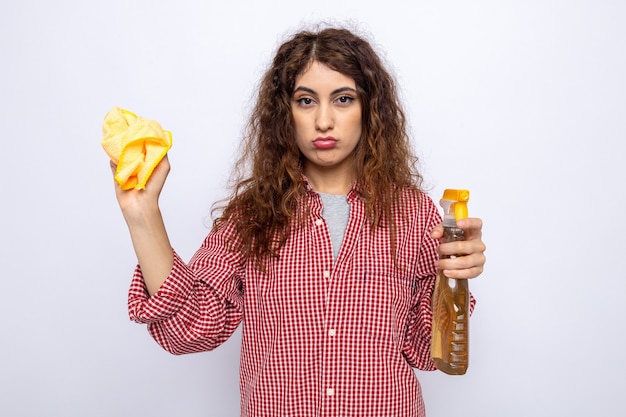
{"left": 128, "top": 251, "right": 194, "bottom": 324}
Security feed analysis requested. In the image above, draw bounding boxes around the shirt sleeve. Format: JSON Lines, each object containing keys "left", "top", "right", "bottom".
{"left": 402, "top": 197, "right": 440, "bottom": 371}
{"left": 127, "top": 221, "right": 245, "bottom": 355}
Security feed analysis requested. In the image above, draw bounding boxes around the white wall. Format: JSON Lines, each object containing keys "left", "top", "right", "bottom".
{"left": 1, "top": 1, "right": 624, "bottom": 416}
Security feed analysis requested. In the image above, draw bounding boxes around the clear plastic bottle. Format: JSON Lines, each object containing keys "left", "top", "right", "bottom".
{"left": 431, "top": 189, "right": 471, "bottom": 375}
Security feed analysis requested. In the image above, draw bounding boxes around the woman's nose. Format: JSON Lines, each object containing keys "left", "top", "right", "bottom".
{"left": 315, "top": 105, "right": 334, "bottom": 131}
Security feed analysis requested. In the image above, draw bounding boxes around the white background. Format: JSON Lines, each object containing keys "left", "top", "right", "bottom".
{"left": 1, "top": 1, "right": 624, "bottom": 416}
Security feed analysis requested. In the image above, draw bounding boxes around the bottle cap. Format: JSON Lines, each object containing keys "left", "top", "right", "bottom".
{"left": 440, "top": 189, "right": 470, "bottom": 226}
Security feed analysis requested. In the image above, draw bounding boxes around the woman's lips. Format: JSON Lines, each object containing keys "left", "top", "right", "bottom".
{"left": 313, "top": 136, "right": 338, "bottom": 150}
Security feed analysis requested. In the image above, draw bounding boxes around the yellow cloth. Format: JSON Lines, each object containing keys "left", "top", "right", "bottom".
{"left": 101, "top": 106, "right": 172, "bottom": 190}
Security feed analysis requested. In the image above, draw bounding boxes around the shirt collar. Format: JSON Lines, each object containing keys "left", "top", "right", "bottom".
{"left": 301, "top": 173, "right": 361, "bottom": 199}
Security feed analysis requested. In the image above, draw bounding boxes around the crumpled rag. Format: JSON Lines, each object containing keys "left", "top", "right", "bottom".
{"left": 101, "top": 106, "right": 172, "bottom": 190}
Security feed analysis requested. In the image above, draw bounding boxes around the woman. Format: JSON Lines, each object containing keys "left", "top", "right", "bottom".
{"left": 111, "top": 25, "right": 486, "bottom": 417}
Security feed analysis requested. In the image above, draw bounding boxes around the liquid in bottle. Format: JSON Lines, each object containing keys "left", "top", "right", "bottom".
{"left": 431, "top": 189, "right": 471, "bottom": 375}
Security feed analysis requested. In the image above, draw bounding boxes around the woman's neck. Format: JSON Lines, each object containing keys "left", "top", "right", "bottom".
{"left": 304, "top": 165, "right": 354, "bottom": 195}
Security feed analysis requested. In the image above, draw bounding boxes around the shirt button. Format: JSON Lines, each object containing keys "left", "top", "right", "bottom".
{"left": 328, "top": 329, "right": 336, "bottom": 337}
{"left": 326, "top": 388, "right": 334, "bottom": 396}
{"left": 315, "top": 218, "right": 323, "bottom": 226}
{"left": 323, "top": 270, "right": 330, "bottom": 278}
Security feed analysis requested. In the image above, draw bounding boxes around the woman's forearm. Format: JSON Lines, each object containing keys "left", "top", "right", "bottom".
{"left": 123, "top": 205, "right": 174, "bottom": 296}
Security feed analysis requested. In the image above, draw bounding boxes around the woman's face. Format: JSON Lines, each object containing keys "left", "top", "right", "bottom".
{"left": 291, "top": 61, "right": 362, "bottom": 184}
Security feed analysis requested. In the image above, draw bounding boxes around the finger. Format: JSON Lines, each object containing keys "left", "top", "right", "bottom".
{"left": 442, "top": 265, "right": 484, "bottom": 280}
{"left": 145, "top": 155, "right": 171, "bottom": 189}
{"left": 430, "top": 223, "right": 444, "bottom": 239}
{"left": 456, "top": 217, "right": 482, "bottom": 229}
{"left": 437, "top": 250, "right": 485, "bottom": 270}
{"left": 456, "top": 217, "right": 483, "bottom": 238}
{"left": 437, "top": 253, "right": 486, "bottom": 279}
{"left": 154, "top": 154, "right": 171, "bottom": 176}
{"left": 438, "top": 238, "right": 486, "bottom": 258}
{"left": 109, "top": 161, "right": 123, "bottom": 192}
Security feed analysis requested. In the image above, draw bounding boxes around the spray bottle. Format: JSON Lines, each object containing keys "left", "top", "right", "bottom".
{"left": 431, "top": 189, "right": 471, "bottom": 375}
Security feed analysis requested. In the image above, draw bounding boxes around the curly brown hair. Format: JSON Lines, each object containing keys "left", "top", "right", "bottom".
{"left": 214, "top": 25, "right": 423, "bottom": 261}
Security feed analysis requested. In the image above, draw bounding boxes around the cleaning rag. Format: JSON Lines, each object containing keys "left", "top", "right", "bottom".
{"left": 101, "top": 106, "right": 172, "bottom": 190}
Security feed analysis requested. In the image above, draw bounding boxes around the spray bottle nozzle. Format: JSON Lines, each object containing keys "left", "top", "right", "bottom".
{"left": 440, "top": 189, "right": 470, "bottom": 227}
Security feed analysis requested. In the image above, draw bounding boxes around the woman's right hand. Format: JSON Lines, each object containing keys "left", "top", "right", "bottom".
{"left": 110, "top": 155, "right": 171, "bottom": 222}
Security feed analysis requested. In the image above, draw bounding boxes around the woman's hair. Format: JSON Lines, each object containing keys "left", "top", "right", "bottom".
{"left": 214, "top": 24, "right": 423, "bottom": 261}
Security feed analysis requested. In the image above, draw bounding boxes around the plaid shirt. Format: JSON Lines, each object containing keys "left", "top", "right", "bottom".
{"left": 129, "top": 185, "right": 443, "bottom": 417}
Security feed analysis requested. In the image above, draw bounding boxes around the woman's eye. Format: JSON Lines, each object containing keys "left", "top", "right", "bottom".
{"left": 336, "top": 95, "right": 354, "bottom": 104}
{"left": 297, "top": 97, "right": 314, "bottom": 105}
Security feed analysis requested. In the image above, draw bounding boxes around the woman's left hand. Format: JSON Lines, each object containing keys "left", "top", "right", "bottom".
{"left": 430, "top": 217, "right": 486, "bottom": 279}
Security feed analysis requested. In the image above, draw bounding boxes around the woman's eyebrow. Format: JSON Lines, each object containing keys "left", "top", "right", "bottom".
{"left": 293, "top": 86, "right": 358, "bottom": 95}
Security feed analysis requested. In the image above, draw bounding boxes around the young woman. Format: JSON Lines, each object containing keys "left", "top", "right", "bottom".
{"left": 110, "top": 25, "right": 486, "bottom": 417}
